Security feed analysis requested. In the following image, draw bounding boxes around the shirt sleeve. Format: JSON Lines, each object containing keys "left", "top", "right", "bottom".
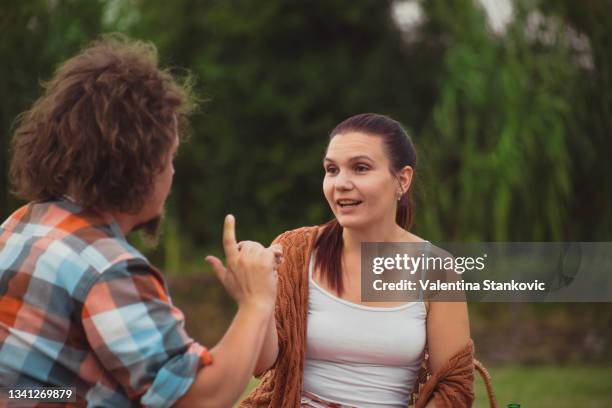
{"left": 81, "top": 258, "right": 212, "bottom": 407}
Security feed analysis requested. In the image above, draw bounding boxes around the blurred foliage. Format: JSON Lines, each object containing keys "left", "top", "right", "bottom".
{"left": 1, "top": 0, "right": 611, "bottom": 271}
{"left": 0, "top": 0, "right": 104, "bottom": 217}
{"left": 2, "top": 0, "right": 612, "bottom": 366}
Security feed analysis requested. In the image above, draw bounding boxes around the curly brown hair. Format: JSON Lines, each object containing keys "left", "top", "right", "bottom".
{"left": 10, "top": 33, "right": 196, "bottom": 214}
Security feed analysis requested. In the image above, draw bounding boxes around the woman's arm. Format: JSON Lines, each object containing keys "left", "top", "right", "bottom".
{"left": 427, "top": 301, "right": 470, "bottom": 372}
{"left": 422, "top": 300, "right": 472, "bottom": 408}
{"left": 252, "top": 239, "right": 284, "bottom": 376}
{"left": 253, "top": 310, "right": 279, "bottom": 375}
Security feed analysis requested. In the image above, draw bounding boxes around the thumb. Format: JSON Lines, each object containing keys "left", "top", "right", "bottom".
{"left": 205, "top": 255, "right": 227, "bottom": 281}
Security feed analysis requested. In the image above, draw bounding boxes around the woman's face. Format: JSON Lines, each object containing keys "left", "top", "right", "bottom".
{"left": 323, "top": 132, "right": 406, "bottom": 230}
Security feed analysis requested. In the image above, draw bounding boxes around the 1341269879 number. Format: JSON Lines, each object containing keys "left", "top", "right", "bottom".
{"left": 2, "top": 387, "right": 76, "bottom": 402}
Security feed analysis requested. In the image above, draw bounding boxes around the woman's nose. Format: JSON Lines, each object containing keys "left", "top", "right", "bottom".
{"left": 335, "top": 171, "right": 354, "bottom": 190}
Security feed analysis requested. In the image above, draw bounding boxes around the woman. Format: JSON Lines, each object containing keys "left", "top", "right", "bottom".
{"left": 241, "top": 113, "right": 474, "bottom": 408}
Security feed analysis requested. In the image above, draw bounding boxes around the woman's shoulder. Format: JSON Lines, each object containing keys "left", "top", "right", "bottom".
{"left": 273, "top": 226, "right": 319, "bottom": 283}
{"left": 397, "top": 229, "right": 428, "bottom": 243}
{"left": 396, "top": 231, "right": 455, "bottom": 259}
{"left": 272, "top": 225, "right": 320, "bottom": 248}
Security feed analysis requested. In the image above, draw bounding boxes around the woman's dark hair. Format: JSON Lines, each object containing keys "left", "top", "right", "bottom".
{"left": 315, "top": 113, "right": 417, "bottom": 295}
{"left": 10, "top": 33, "right": 196, "bottom": 213}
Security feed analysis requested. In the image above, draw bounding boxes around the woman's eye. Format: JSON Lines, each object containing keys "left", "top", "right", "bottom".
{"left": 355, "top": 164, "right": 370, "bottom": 173}
{"left": 325, "top": 166, "right": 338, "bottom": 174}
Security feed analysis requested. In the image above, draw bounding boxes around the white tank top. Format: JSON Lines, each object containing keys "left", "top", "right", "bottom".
{"left": 302, "top": 254, "right": 427, "bottom": 408}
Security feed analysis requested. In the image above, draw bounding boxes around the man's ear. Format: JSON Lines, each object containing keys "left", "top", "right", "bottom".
{"left": 397, "top": 165, "right": 413, "bottom": 194}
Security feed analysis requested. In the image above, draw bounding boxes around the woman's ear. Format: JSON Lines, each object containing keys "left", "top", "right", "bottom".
{"left": 397, "top": 165, "right": 414, "bottom": 194}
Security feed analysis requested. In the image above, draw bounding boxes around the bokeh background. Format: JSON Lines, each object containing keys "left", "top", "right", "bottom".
{"left": 1, "top": 1, "right": 611, "bottom": 406}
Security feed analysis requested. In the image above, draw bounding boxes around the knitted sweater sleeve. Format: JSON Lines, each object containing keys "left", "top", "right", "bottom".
{"left": 414, "top": 340, "right": 475, "bottom": 408}
{"left": 240, "top": 227, "right": 316, "bottom": 408}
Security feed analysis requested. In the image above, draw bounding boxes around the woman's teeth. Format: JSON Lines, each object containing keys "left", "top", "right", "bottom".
{"left": 337, "top": 200, "right": 362, "bottom": 207}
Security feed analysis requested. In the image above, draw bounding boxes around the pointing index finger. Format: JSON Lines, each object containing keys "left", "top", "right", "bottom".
{"left": 223, "top": 214, "right": 238, "bottom": 263}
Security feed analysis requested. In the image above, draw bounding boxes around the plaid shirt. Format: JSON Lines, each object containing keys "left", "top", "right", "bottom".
{"left": 0, "top": 199, "right": 211, "bottom": 407}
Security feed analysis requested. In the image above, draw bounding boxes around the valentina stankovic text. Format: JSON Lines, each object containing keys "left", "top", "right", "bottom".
{"left": 372, "top": 279, "right": 547, "bottom": 292}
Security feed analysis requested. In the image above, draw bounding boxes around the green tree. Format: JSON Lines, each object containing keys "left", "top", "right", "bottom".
{"left": 0, "top": 0, "right": 105, "bottom": 216}
{"left": 419, "top": 0, "right": 579, "bottom": 241}
{"left": 2, "top": 0, "right": 610, "bottom": 272}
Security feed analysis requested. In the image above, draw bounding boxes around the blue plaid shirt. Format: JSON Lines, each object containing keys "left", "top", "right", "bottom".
{"left": 0, "top": 199, "right": 211, "bottom": 407}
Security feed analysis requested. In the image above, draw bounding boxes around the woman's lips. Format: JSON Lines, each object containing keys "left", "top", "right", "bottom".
{"left": 336, "top": 199, "right": 363, "bottom": 212}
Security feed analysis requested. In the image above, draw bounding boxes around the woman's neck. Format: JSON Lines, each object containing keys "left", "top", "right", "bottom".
{"left": 341, "top": 221, "right": 405, "bottom": 253}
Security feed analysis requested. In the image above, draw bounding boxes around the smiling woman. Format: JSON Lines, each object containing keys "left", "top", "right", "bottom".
{"left": 241, "top": 113, "right": 476, "bottom": 408}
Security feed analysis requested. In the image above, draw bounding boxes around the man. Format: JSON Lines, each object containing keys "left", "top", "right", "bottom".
{"left": 0, "top": 34, "right": 278, "bottom": 407}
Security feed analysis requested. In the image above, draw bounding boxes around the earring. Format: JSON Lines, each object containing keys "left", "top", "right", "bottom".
{"left": 397, "top": 191, "right": 403, "bottom": 201}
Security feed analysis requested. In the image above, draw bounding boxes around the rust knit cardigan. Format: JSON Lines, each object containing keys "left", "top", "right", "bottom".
{"left": 240, "top": 226, "right": 475, "bottom": 408}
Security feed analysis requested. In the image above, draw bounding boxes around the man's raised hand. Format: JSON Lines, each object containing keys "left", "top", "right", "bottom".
{"left": 205, "top": 215, "right": 279, "bottom": 310}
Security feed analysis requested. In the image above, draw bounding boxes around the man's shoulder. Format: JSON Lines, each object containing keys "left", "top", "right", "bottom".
{"left": 1, "top": 200, "right": 148, "bottom": 274}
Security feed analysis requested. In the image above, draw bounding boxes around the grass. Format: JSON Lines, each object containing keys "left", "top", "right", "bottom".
{"left": 237, "top": 365, "right": 612, "bottom": 407}
{"left": 474, "top": 365, "right": 612, "bottom": 408}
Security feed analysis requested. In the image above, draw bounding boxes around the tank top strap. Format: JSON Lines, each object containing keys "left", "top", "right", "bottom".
{"left": 418, "top": 241, "right": 432, "bottom": 302}
{"left": 309, "top": 251, "right": 315, "bottom": 280}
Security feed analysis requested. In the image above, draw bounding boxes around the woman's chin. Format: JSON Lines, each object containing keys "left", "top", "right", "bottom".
{"left": 336, "top": 215, "right": 367, "bottom": 230}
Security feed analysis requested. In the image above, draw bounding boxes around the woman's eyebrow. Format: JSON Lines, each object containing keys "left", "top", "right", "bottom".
{"left": 348, "top": 155, "right": 374, "bottom": 163}
{"left": 324, "top": 155, "right": 374, "bottom": 163}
